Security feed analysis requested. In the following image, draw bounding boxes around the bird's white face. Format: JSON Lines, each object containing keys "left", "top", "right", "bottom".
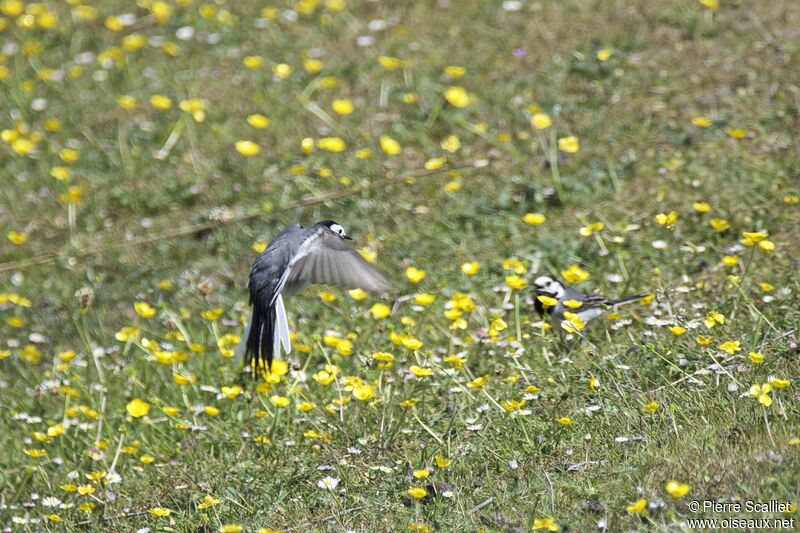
{"left": 534, "top": 276, "right": 565, "bottom": 299}
{"left": 329, "top": 223, "right": 349, "bottom": 239}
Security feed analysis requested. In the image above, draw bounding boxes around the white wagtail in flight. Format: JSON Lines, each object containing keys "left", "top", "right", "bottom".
{"left": 532, "top": 275, "right": 645, "bottom": 324}
{"left": 243, "top": 220, "right": 391, "bottom": 374}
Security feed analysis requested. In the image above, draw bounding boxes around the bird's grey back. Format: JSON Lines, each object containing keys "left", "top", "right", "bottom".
{"left": 552, "top": 286, "right": 600, "bottom": 320}
{"left": 562, "top": 286, "right": 590, "bottom": 302}
{"left": 249, "top": 223, "right": 309, "bottom": 303}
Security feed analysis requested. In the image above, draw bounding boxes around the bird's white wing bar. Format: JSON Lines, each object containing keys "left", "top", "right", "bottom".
{"left": 270, "top": 228, "right": 390, "bottom": 306}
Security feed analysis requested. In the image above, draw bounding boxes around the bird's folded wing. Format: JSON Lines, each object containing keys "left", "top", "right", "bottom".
{"left": 580, "top": 295, "right": 611, "bottom": 307}
{"left": 270, "top": 229, "right": 391, "bottom": 306}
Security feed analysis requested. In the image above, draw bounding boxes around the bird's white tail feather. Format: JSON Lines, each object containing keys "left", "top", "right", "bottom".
{"left": 234, "top": 314, "right": 252, "bottom": 363}
{"left": 274, "top": 294, "right": 291, "bottom": 357}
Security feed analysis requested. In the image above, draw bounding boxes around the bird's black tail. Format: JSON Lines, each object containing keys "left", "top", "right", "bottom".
{"left": 245, "top": 301, "right": 275, "bottom": 375}
{"left": 608, "top": 294, "right": 647, "bottom": 307}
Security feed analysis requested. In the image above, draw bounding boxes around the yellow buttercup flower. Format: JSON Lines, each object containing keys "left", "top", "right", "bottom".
{"left": 201, "top": 308, "right": 223, "bottom": 321}
{"left": 561, "top": 312, "right": 585, "bottom": 333}
{"left": 409, "top": 365, "right": 432, "bottom": 377}
{"left": 50, "top": 166, "right": 71, "bottom": 181}
{"left": 531, "top": 113, "right": 551, "bottom": 129}
{"left": 370, "top": 303, "right": 391, "bottom": 319}
{"left": 443, "top": 354, "right": 465, "bottom": 368}
{"left": 523, "top": 212, "right": 546, "bottom": 225}
{"left": 414, "top": 293, "right": 436, "bottom": 306}
{"left": 703, "top": 311, "right": 725, "bottom": 328}
{"left": 435, "top": 455, "right": 452, "bottom": 468}
{"left": 626, "top": 498, "right": 647, "bottom": 514}
{"left": 318, "top": 137, "right": 346, "bottom": 152}
{"left": 303, "top": 58, "right": 323, "bottom": 73}
{"left": 243, "top": 55, "right": 263, "bottom": 69}
{"left": 532, "top": 517, "right": 559, "bottom": 531}
{"left": 537, "top": 295, "right": 558, "bottom": 308}
{"left": 126, "top": 399, "right": 150, "bottom": 418}
{"left": 769, "top": 377, "right": 790, "bottom": 389}
{"left": 502, "top": 257, "right": 526, "bottom": 274}
{"left": 270, "top": 395, "right": 290, "bottom": 407}
{"left": 641, "top": 402, "right": 659, "bottom": 414}
{"left": 655, "top": 211, "right": 678, "bottom": 227}
{"left": 505, "top": 275, "right": 528, "bottom": 290}
{"left": 501, "top": 399, "right": 526, "bottom": 413}
{"left": 665, "top": 480, "right": 690, "bottom": 498}
{"left": 557, "top": 135, "right": 579, "bottom": 153}
{"left": 348, "top": 288, "right": 368, "bottom": 300}
{"left": 247, "top": 114, "right": 271, "bottom": 129}
{"left": 407, "top": 487, "right": 427, "bottom": 500}
{"left": 7, "top": 231, "right": 27, "bottom": 244}
{"left": 758, "top": 240, "right": 775, "bottom": 253}
{"left": 352, "top": 382, "right": 375, "bottom": 401}
{"left": 235, "top": 140, "right": 260, "bottom": 156}
{"left": 561, "top": 265, "right": 589, "bottom": 284}
{"left": 718, "top": 340, "right": 741, "bottom": 354}
{"left": 748, "top": 383, "right": 772, "bottom": 406}
{"left": 332, "top": 99, "right": 354, "bottom": 115}
{"left": 444, "top": 65, "right": 466, "bottom": 78}
{"left": 405, "top": 266, "right": 426, "bottom": 283}
{"left": 460, "top": 262, "right": 480, "bottom": 275}
{"left": 741, "top": 231, "right": 768, "bottom": 246}
{"left": 379, "top": 134, "right": 401, "bottom": 155}
{"left": 441, "top": 135, "right": 461, "bottom": 153}
{"left": 710, "top": 218, "right": 730, "bottom": 231}
{"left": 59, "top": 148, "right": 81, "bottom": 163}
{"left": 424, "top": 157, "right": 446, "bottom": 170}
{"left": 467, "top": 375, "right": 489, "bottom": 389}
{"left": 596, "top": 48, "right": 612, "bottom": 61}
{"left": 579, "top": 222, "right": 604, "bottom": 236}
{"left": 444, "top": 86, "right": 472, "bottom": 107}
{"left": 398, "top": 398, "right": 419, "bottom": 409}
{"left": 722, "top": 255, "right": 739, "bottom": 267}
{"left": 313, "top": 370, "right": 336, "bottom": 385}
{"left": 377, "top": 55, "right": 405, "bottom": 70}
{"left": 149, "top": 94, "right": 172, "bottom": 110}
{"left": 134, "top": 302, "right": 157, "bottom": 318}
{"left": 221, "top": 386, "right": 243, "bottom": 399}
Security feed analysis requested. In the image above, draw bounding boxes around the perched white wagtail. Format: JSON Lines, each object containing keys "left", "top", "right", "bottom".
{"left": 243, "top": 220, "right": 391, "bottom": 373}
{"left": 532, "top": 275, "right": 645, "bottom": 324}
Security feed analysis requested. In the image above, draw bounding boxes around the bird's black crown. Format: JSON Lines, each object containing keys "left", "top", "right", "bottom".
{"left": 315, "top": 220, "right": 351, "bottom": 240}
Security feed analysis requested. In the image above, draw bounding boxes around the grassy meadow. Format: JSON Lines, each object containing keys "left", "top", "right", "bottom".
{"left": 1, "top": 0, "right": 800, "bottom": 531}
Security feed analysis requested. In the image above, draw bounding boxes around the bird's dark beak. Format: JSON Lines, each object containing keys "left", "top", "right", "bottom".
{"left": 343, "top": 235, "right": 353, "bottom": 240}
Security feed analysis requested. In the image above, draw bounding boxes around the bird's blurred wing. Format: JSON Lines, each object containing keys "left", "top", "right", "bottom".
{"left": 270, "top": 228, "right": 391, "bottom": 305}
